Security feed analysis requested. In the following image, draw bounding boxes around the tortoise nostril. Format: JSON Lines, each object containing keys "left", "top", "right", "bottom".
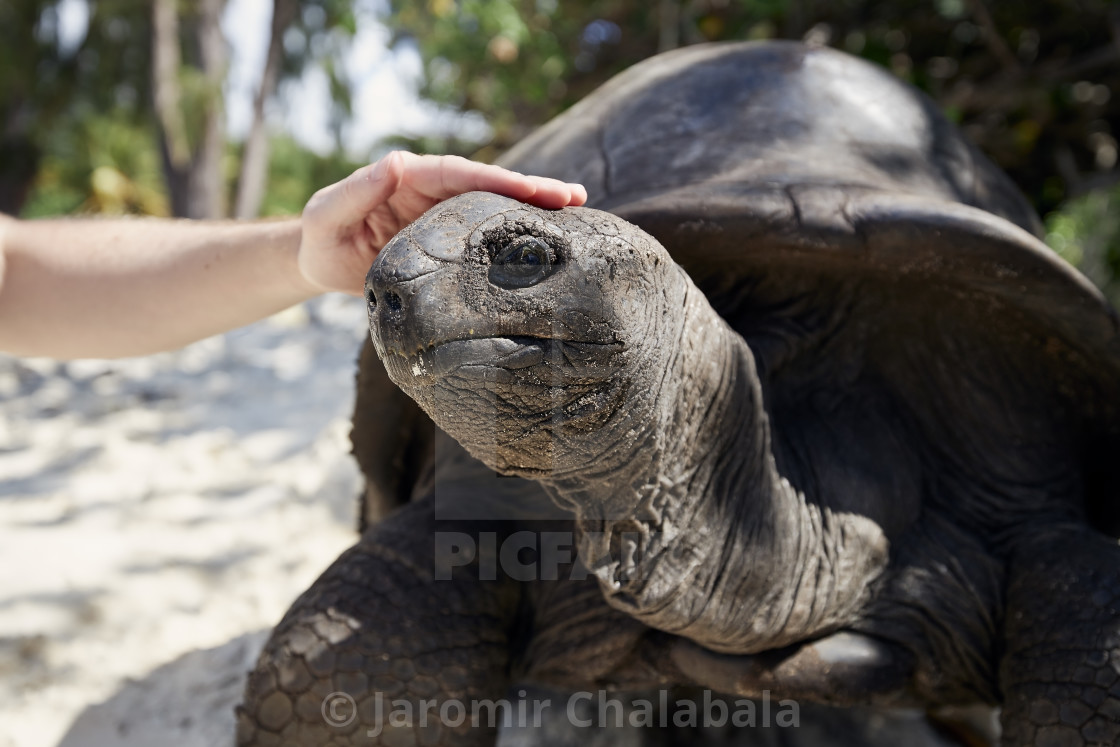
{"left": 365, "top": 288, "right": 377, "bottom": 308}
{"left": 386, "top": 292, "right": 403, "bottom": 312}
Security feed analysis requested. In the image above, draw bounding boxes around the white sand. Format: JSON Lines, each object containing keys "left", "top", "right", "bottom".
{"left": 0, "top": 295, "right": 368, "bottom": 747}
{"left": 0, "top": 293, "right": 992, "bottom": 747}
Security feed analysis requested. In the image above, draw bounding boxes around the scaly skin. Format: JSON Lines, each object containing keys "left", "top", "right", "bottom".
{"left": 237, "top": 491, "right": 665, "bottom": 746}
{"left": 999, "top": 526, "right": 1120, "bottom": 746}
{"left": 354, "top": 192, "right": 1120, "bottom": 744}
{"left": 367, "top": 193, "right": 895, "bottom": 660}
{"left": 236, "top": 500, "right": 521, "bottom": 746}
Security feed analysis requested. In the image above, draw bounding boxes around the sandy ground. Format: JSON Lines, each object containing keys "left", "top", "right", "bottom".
{"left": 0, "top": 295, "right": 368, "bottom": 747}
{"left": 0, "top": 292, "right": 991, "bottom": 747}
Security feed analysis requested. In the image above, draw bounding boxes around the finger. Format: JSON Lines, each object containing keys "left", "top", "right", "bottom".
{"left": 309, "top": 153, "right": 404, "bottom": 227}
{"left": 568, "top": 182, "right": 589, "bottom": 206}
{"left": 472, "top": 168, "right": 586, "bottom": 208}
{"left": 434, "top": 155, "right": 538, "bottom": 201}
{"left": 520, "top": 175, "right": 587, "bottom": 209}
{"left": 348, "top": 152, "right": 406, "bottom": 215}
{"left": 430, "top": 156, "right": 589, "bottom": 208}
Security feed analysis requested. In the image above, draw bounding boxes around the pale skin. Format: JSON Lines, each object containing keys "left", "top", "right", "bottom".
{"left": 0, "top": 151, "right": 587, "bottom": 359}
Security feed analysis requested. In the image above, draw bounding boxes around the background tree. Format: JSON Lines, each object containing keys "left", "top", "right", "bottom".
{"left": 234, "top": 0, "right": 300, "bottom": 219}
{"left": 2, "top": 0, "right": 358, "bottom": 220}
{"left": 234, "top": 0, "right": 359, "bottom": 218}
{"left": 0, "top": 0, "right": 80, "bottom": 214}
{"left": 151, "top": 0, "right": 228, "bottom": 218}
{"left": 5, "top": 1, "right": 1120, "bottom": 301}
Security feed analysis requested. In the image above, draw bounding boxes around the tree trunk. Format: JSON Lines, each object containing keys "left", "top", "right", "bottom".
{"left": 233, "top": 0, "right": 298, "bottom": 219}
{"left": 0, "top": 134, "right": 40, "bottom": 216}
{"left": 152, "top": 0, "right": 191, "bottom": 216}
{"left": 151, "top": 0, "right": 228, "bottom": 219}
{"left": 193, "top": 0, "right": 228, "bottom": 219}
{"left": 657, "top": 0, "right": 680, "bottom": 52}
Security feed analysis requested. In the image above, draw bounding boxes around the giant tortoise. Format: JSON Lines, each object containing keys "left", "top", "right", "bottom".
{"left": 239, "top": 41, "right": 1120, "bottom": 746}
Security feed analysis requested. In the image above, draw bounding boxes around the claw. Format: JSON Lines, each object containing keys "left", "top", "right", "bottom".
{"left": 669, "top": 631, "right": 918, "bottom": 708}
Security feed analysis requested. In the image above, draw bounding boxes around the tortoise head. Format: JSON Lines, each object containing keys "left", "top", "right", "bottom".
{"left": 365, "top": 191, "right": 689, "bottom": 479}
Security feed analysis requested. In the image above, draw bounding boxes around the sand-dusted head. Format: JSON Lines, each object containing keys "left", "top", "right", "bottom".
{"left": 365, "top": 191, "right": 688, "bottom": 479}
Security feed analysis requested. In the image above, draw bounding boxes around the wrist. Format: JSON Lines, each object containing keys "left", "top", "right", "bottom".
{"left": 0, "top": 213, "right": 14, "bottom": 251}
{"left": 266, "top": 218, "right": 323, "bottom": 300}
{"left": 0, "top": 214, "right": 15, "bottom": 295}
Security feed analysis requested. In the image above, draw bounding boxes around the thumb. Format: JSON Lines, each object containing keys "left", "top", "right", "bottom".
{"left": 311, "top": 152, "right": 405, "bottom": 227}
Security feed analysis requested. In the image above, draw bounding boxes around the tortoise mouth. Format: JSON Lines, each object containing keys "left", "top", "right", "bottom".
{"left": 399, "top": 335, "right": 624, "bottom": 383}
{"left": 431, "top": 336, "right": 550, "bottom": 378}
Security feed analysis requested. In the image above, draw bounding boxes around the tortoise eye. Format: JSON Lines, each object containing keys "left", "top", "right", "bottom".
{"left": 489, "top": 236, "right": 556, "bottom": 288}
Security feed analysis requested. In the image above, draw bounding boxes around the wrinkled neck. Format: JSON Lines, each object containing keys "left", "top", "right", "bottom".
{"left": 600, "top": 285, "right": 771, "bottom": 525}
{"left": 543, "top": 275, "right": 786, "bottom": 599}
{"left": 553, "top": 273, "right": 766, "bottom": 472}
{"left": 541, "top": 275, "right": 884, "bottom": 654}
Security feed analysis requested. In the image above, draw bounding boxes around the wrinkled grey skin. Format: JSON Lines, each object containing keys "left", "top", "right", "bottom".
{"left": 369, "top": 192, "right": 889, "bottom": 660}
{"left": 239, "top": 42, "right": 1120, "bottom": 747}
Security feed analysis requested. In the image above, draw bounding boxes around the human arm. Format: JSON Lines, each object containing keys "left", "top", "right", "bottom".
{"left": 0, "top": 152, "right": 586, "bottom": 359}
{"left": 0, "top": 215, "right": 310, "bottom": 359}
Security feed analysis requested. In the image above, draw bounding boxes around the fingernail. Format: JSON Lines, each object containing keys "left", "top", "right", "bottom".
{"left": 370, "top": 158, "right": 389, "bottom": 182}
{"left": 371, "top": 152, "right": 400, "bottom": 182}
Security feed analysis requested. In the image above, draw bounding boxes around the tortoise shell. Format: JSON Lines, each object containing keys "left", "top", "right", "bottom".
{"left": 498, "top": 40, "right": 1120, "bottom": 535}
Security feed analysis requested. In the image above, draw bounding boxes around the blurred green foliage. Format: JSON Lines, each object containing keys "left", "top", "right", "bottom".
{"left": 253, "top": 134, "right": 363, "bottom": 216}
{"left": 1046, "top": 183, "right": 1120, "bottom": 306}
{"left": 384, "top": 0, "right": 1120, "bottom": 215}
{"left": 7, "top": 0, "right": 1120, "bottom": 299}
{"left": 1, "top": 0, "right": 358, "bottom": 218}
{"left": 21, "top": 108, "right": 362, "bottom": 218}
{"left": 22, "top": 107, "right": 168, "bottom": 217}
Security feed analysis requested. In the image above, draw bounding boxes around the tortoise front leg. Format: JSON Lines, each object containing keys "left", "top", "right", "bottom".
{"left": 1000, "top": 525, "right": 1120, "bottom": 747}
{"left": 237, "top": 498, "right": 521, "bottom": 746}
{"left": 667, "top": 630, "right": 918, "bottom": 708}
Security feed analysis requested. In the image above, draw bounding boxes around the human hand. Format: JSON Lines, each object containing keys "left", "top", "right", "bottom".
{"left": 297, "top": 151, "right": 588, "bottom": 296}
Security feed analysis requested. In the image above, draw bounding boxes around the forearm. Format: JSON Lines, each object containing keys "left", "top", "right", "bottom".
{"left": 0, "top": 215, "right": 318, "bottom": 359}
{"left": 0, "top": 153, "right": 587, "bottom": 360}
